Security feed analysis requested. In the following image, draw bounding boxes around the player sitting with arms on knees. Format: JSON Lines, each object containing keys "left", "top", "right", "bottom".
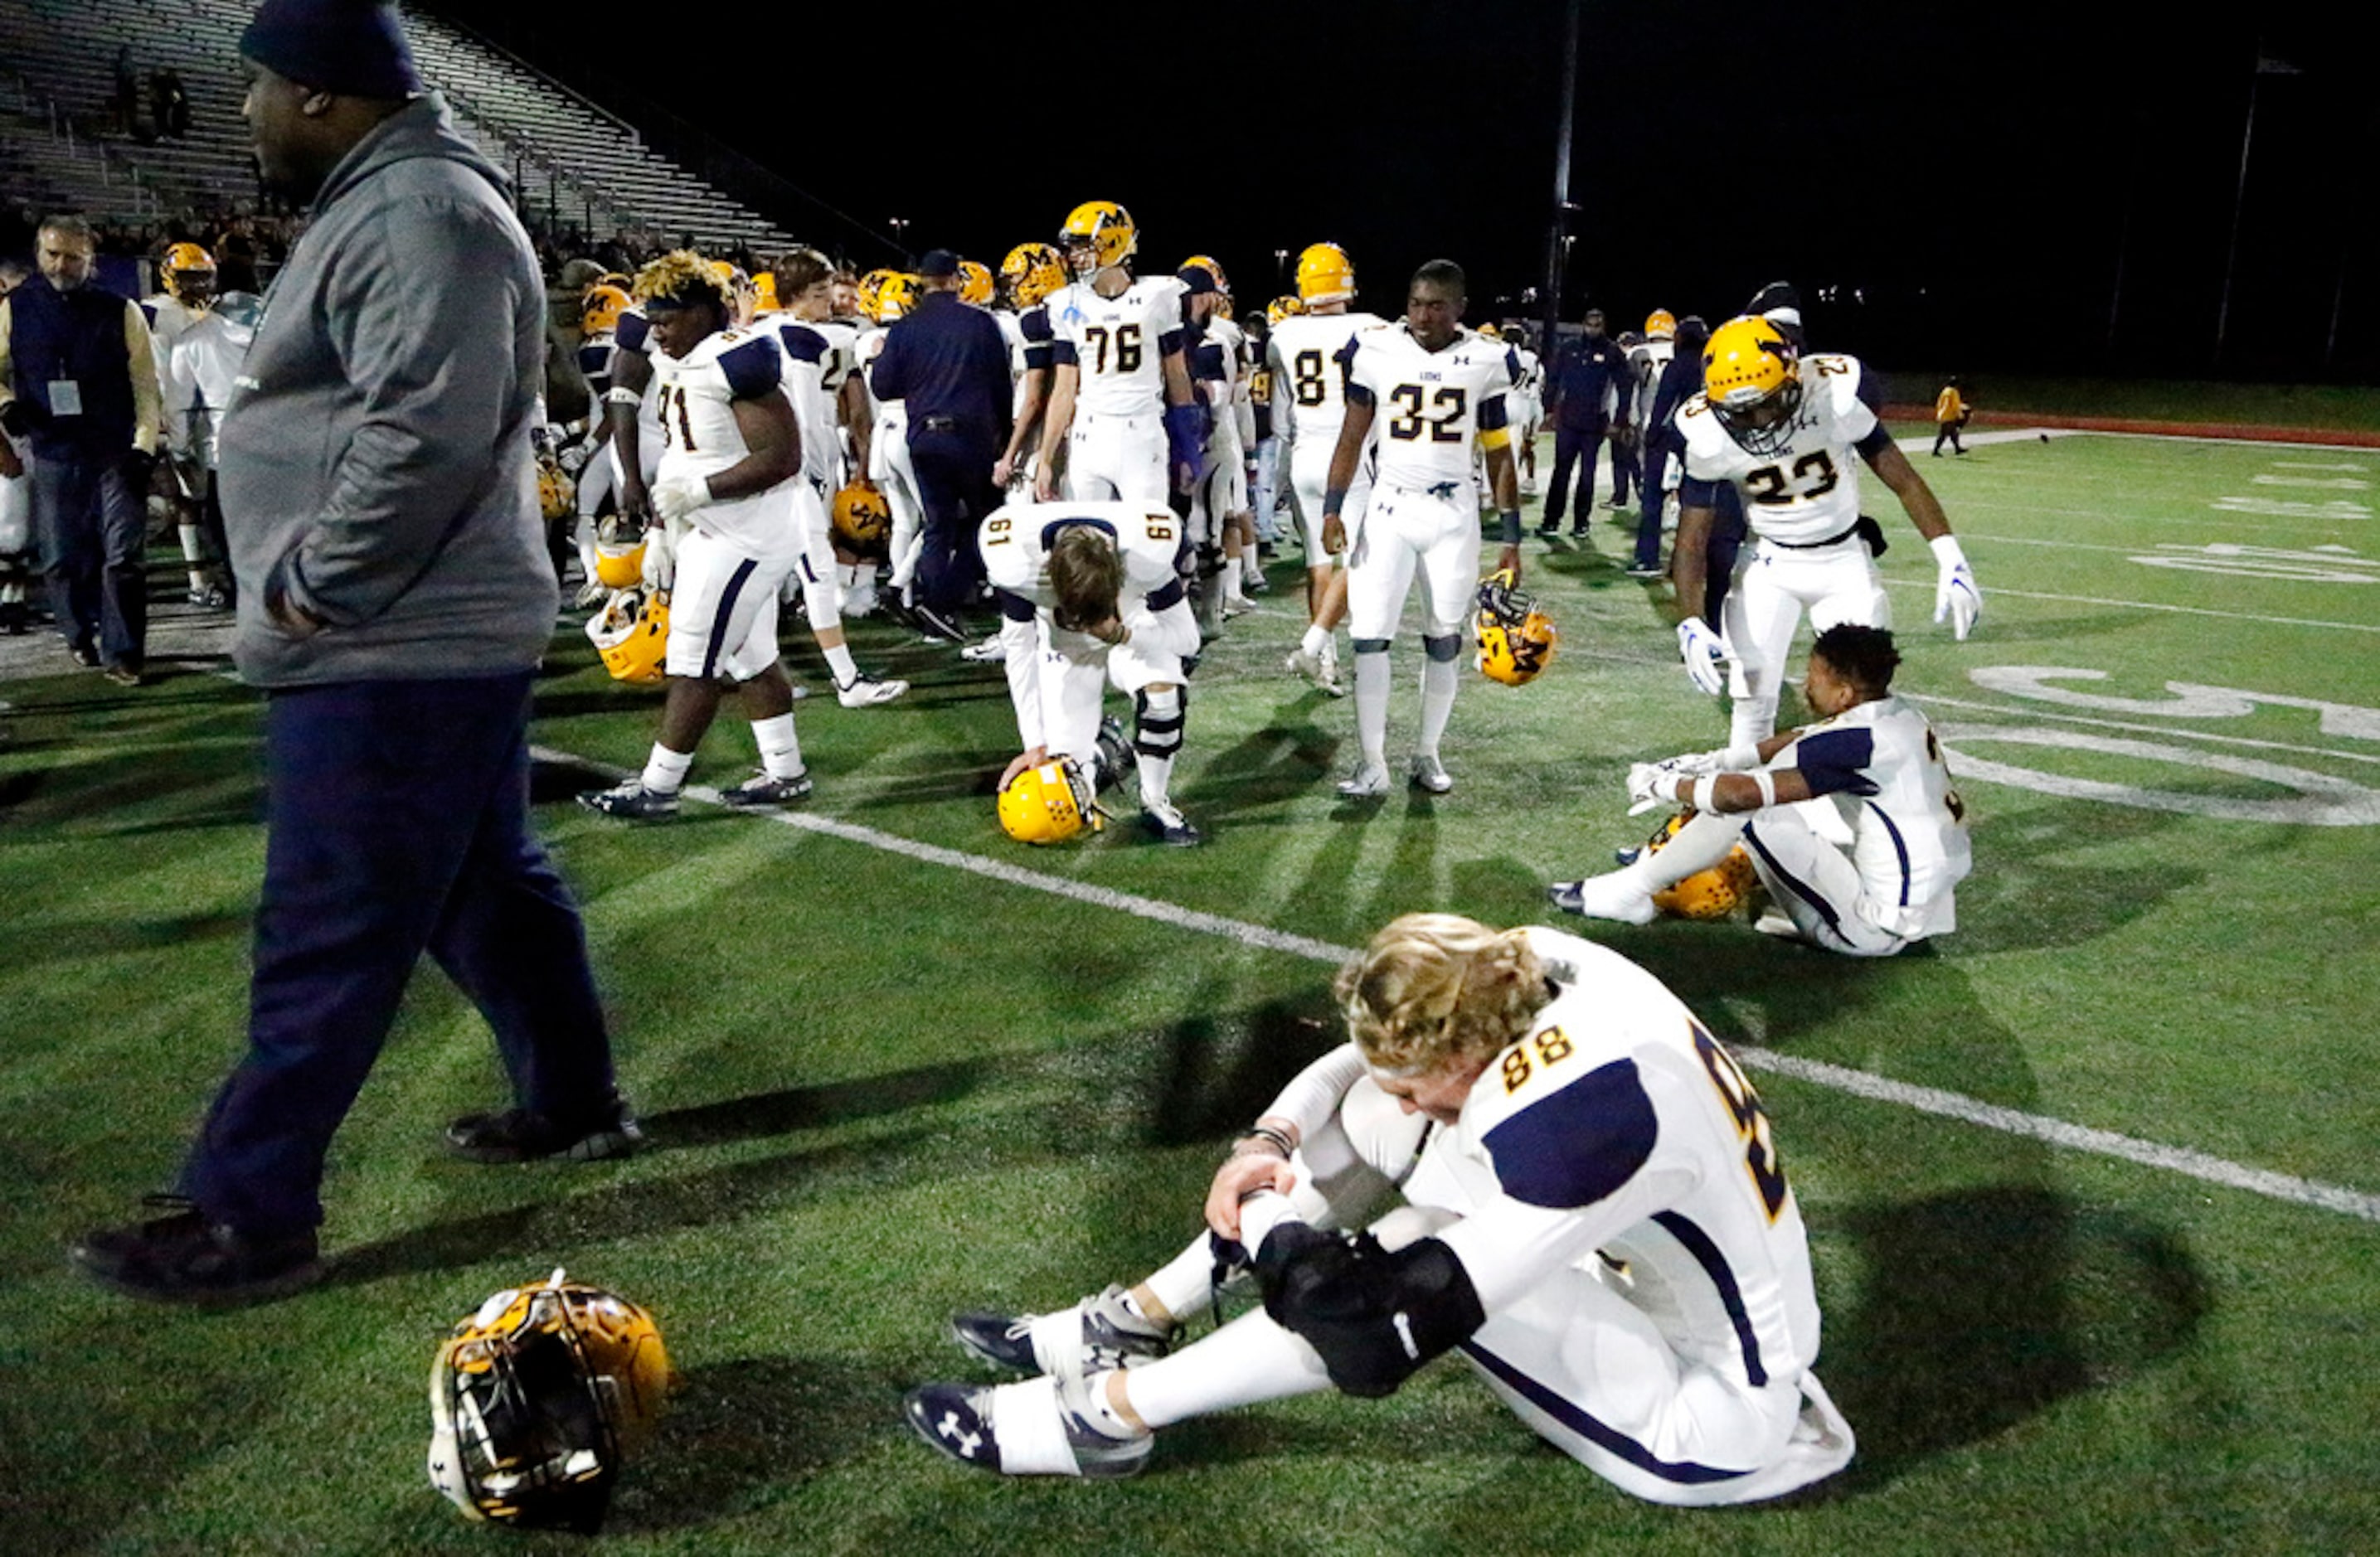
{"left": 904, "top": 911, "right": 1853, "bottom": 1502}
{"left": 578, "top": 252, "right": 812, "bottom": 820}
{"left": 983, "top": 500, "right": 1202, "bottom": 846}
{"left": 1552, "top": 623, "right": 1971, "bottom": 956}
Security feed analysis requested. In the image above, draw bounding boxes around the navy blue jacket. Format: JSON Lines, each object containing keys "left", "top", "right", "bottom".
{"left": 869, "top": 291, "right": 1013, "bottom": 449}
{"left": 1547, "top": 335, "right": 1632, "bottom": 430}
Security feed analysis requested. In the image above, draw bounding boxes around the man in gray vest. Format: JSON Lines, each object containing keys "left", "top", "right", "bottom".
{"left": 70, "top": 0, "right": 635, "bottom": 1307}
{"left": 0, "top": 213, "right": 165, "bottom": 684}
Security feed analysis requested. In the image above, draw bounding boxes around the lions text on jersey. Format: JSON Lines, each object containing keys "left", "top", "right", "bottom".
{"left": 1046, "top": 275, "right": 1189, "bottom": 416}
{"left": 1677, "top": 353, "right": 1888, "bottom": 546}
{"left": 1346, "top": 323, "right": 1518, "bottom": 492}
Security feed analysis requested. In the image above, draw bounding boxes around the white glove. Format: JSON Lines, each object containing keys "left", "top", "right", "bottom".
{"left": 651, "top": 472, "right": 711, "bottom": 526}
{"left": 1931, "top": 535, "right": 1981, "bottom": 640}
{"left": 1677, "top": 615, "right": 1728, "bottom": 697}
{"left": 641, "top": 520, "right": 677, "bottom": 592}
{"left": 1625, "top": 761, "right": 1694, "bottom": 816}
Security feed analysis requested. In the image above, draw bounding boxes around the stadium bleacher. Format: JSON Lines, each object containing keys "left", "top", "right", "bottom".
{"left": 0, "top": 0, "right": 795, "bottom": 257}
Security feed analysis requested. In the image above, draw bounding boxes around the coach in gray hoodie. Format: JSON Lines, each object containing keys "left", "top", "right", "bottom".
{"left": 72, "top": 0, "right": 638, "bottom": 1307}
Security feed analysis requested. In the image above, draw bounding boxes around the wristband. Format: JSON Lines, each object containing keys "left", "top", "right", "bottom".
{"left": 1929, "top": 534, "right": 1969, "bottom": 570}
{"left": 602, "top": 386, "right": 642, "bottom": 406}
{"left": 1751, "top": 769, "right": 1778, "bottom": 808}
{"left": 1689, "top": 774, "right": 1718, "bottom": 813}
{"left": 1498, "top": 508, "right": 1523, "bottom": 545}
{"left": 1324, "top": 484, "right": 1348, "bottom": 517}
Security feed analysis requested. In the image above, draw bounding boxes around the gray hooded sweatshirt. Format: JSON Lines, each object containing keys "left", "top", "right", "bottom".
{"left": 219, "top": 95, "right": 556, "bottom": 687}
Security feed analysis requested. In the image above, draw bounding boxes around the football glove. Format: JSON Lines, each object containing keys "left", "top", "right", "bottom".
{"left": 1626, "top": 760, "right": 1693, "bottom": 816}
{"left": 641, "top": 520, "right": 678, "bottom": 592}
{"left": 1931, "top": 535, "right": 1981, "bottom": 640}
{"left": 651, "top": 473, "right": 711, "bottom": 526}
{"left": 1676, "top": 615, "right": 1728, "bottom": 697}
{"left": 1664, "top": 742, "right": 1762, "bottom": 778}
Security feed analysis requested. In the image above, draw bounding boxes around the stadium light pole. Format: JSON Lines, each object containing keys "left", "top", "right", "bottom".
{"left": 2216, "top": 46, "right": 2297, "bottom": 365}
{"left": 1539, "top": 0, "right": 1582, "bottom": 353}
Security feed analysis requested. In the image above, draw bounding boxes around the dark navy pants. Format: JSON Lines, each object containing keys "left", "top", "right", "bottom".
{"left": 30, "top": 448, "right": 145, "bottom": 667}
{"left": 1542, "top": 420, "right": 1606, "bottom": 530}
{"left": 178, "top": 672, "right": 616, "bottom": 1235}
{"left": 1631, "top": 445, "right": 1671, "bottom": 570}
{"left": 906, "top": 427, "right": 998, "bottom": 613}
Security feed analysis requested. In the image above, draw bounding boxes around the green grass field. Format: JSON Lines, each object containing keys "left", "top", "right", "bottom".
{"left": 4, "top": 425, "right": 2378, "bottom": 1555}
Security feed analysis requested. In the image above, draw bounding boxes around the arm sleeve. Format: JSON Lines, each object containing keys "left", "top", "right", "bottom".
{"left": 999, "top": 602, "right": 1044, "bottom": 751}
{"left": 124, "top": 302, "right": 165, "bottom": 454}
{"left": 1020, "top": 306, "right": 1054, "bottom": 371}
{"left": 1260, "top": 1042, "right": 1372, "bottom": 1141}
{"left": 280, "top": 201, "right": 539, "bottom": 627}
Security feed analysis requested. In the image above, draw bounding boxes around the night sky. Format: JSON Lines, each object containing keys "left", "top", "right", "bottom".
{"left": 435, "top": 0, "right": 2379, "bottom": 381}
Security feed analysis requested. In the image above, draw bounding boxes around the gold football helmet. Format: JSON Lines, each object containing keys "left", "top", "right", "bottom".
{"left": 1643, "top": 812, "right": 1760, "bottom": 920}
{"left": 1474, "top": 568, "right": 1557, "bottom": 686}
{"left": 580, "top": 284, "right": 631, "bottom": 337}
{"left": 426, "top": 1269, "right": 674, "bottom": 1534}
{"left": 591, "top": 516, "right": 648, "bottom": 590}
{"left": 957, "top": 259, "right": 995, "bottom": 307}
{"left": 1294, "top": 242, "right": 1355, "bottom": 305}
{"left": 1000, "top": 242, "right": 1067, "bottom": 308}
{"left": 856, "top": 269, "right": 896, "bottom": 323}
{"left": 1057, "top": 201, "right": 1137, "bottom": 272}
{"left": 877, "top": 273, "right": 920, "bottom": 322}
{"left": 537, "top": 460, "right": 576, "bottom": 522}
{"left": 1644, "top": 308, "right": 1677, "bottom": 340}
{"left": 998, "top": 755, "right": 1102, "bottom": 845}
{"left": 750, "top": 270, "right": 780, "bottom": 314}
{"left": 830, "top": 481, "right": 891, "bottom": 549}
{"left": 585, "top": 588, "right": 669, "bottom": 684}
{"left": 1265, "top": 294, "right": 1305, "bottom": 326}
{"left": 1702, "top": 314, "right": 1802, "bottom": 457}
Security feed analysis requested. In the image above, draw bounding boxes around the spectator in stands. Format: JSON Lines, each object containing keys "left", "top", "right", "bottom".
{"left": 69, "top": 0, "right": 634, "bottom": 1308}
{"left": 0, "top": 213, "right": 166, "bottom": 684}
{"left": 867, "top": 247, "right": 1012, "bottom": 640}
{"left": 154, "top": 70, "right": 192, "bottom": 140}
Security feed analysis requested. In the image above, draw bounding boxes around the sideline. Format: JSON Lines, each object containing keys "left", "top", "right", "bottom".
{"left": 534, "top": 745, "right": 2380, "bottom": 1228}
{"left": 1874, "top": 576, "right": 2380, "bottom": 634}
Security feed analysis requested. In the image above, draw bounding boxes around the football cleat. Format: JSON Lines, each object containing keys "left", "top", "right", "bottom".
{"left": 1625, "top": 561, "right": 1666, "bottom": 580}
{"left": 1141, "top": 803, "right": 1204, "bottom": 847}
{"left": 444, "top": 1103, "right": 644, "bottom": 1164}
{"left": 1056, "top": 201, "right": 1137, "bottom": 272}
{"left": 1551, "top": 869, "right": 1658, "bottom": 925}
{"left": 950, "top": 1283, "right": 1174, "bottom": 1380}
{"left": 1702, "top": 315, "right": 1803, "bottom": 458}
{"left": 1337, "top": 760, "right": 1391, "bottom": 799}
{"left": 903, "top": 1375, "right": 1151, "bottom": 1480}
{"left": 834, "top": 673, "right": 910, "bottom": 708}
{"left": 1285, "top": 646, "right": 1344, "bottom": 696}
{"left": 1474, "top": 568, "right": 1557, "bottom": 686}
{"left": 717, "top": 769, "right": 814, "bottom": 807}
{"left": 959, "top": 633, "right": 1007, "bottom": 662}
{"left": 1409, "top": 754, "right": 1454, "bottom": 794}
{"left": 577, "top": 779, "right": 679, "bottom": 821}
{"left": 427, "top": 1270, "right": 673, "bottom": 1532}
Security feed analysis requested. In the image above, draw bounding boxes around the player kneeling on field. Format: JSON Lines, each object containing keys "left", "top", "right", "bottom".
{"left": 903, "top": 913, "right": 1855, "bottom": 1506}
{"left": 577, "top": 253, "right": 812, "bottom": 821}
{"left": 1550, "top": 624, "right": 1971, "bottom": 956}
{"left": 982, "top": 500, "right": 1202, "bottom": 846}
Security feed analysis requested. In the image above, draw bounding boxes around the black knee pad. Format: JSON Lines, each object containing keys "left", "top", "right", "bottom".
{"left": 1421, "top": 633, "right": 1461, "bottom": 663}
{"left": 1351, "top": 638, "right": 1392, "bottom": 656}
{"left": 1134, "top": 685, "right": 1184, "bottom": 756}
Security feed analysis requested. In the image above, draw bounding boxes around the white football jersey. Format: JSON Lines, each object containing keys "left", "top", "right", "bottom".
{"left": 612, "top": 308, "right": 667, "bottom": 443}
{"left": 812, "top": 318, "right": 860, "bottom": 395}
{"left": 651, "top": 326, "right": 794, "bottom": 553}
{"left": 1426, "top": 926, "right": 1825, "bottom": 1390}
{"left": 1192, "top": 316, "right": 1247, "bottom": 456}
{"left": 979, "top": 500, "right": 1183, "bottom": 613}
{"left": 1627, "top": 339, "right": 1673, "bottom": 431}
{"left": 1347, "top": 323, "right": 1518, "bottom": 491}
{"left": 1266, "top": 310, "right": 1387, "bottom": 447}
{"left": 766, "top": 319, "right": 838, "bottom": 488}
{"left": 1678, "top": 353, "right": 1883, "bottom": 546}
{"left": 143, "top": 295, "right": 203, "bottom": 420}
{"left": 1773, "top": 694, "right": 1972, "bottom": 937}
{"left": 1047, "top": 274, "right": 1189, "bottom": 417}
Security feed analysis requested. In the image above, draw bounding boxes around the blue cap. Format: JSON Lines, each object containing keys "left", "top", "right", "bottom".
{"left": 1174, "top": 266, "right": 1217, "bottom": 297}
{"left": 240, "top": 0, "right": 424, "bottom": 99}
{"left": 917, "top": 249, "right": 960, "bottom": 279}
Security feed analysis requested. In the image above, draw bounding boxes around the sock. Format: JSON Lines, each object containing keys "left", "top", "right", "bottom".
{"left": 1222, "top": 559, "right": 1246, "bottom": 606}
{"left": 177, "top": 523, "right": 206, "bottom": 589}
{"left": 1631, "top": 808, "right": 1748, "bottom": 888}
{"left": 823, "top": 643, "right": 859, "bottom": 686}
{"left": 752, "top": 712, "right": 804, "bottom": 779}
{"left": 1416, "top": 655, "right": 1458, "bottom": 758}
{"left": 1120, "top": 1311, "right": 1335, "bottom": 1432}
{"left": 1353, "top": 650, "right": 1391, "bottom": 766}
{"left": 1136, "top": 749, "right": 1174, "bottom": 812}
{"left": 1243, "top": 550, "right": 1263, "bottom": 585}
{"left": 1140, "top": 1235, "right": 1225, "bottom": 1325}
{"left": 1299, "top": 622, "right": 1330, "bottom": 658}
{"left": 1729, "top": 694, "right": 1780, "bottom": 754}
{"left": 639, "top": 744, "right": 694, "bottom": 794}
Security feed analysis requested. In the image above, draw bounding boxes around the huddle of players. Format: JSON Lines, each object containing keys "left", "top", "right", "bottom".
{"left": 559, "top": 201, "right": 1984, "bottom": 958}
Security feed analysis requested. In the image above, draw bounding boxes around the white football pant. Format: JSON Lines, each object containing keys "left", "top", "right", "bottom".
{"left": 1345, "top": 484, "right": 1476, "bottom": 642}
{"left": 664, "top": 525, "right": 799, "bottom": 682}
{"left": 1064, "top": 411, "right": 1169, "bottom": 505}
{"left": 1722, "top": 536, "right": 1890, "bottom": 751}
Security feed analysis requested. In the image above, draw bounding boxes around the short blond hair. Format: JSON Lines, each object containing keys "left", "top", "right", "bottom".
{"left": 1333, "top": 914, "right": 1549, "bottom": 1074}
{"left": 631, "top": 249, "right": 727, "bottom": 312}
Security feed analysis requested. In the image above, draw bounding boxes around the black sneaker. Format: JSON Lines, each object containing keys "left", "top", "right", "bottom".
{"left": 70, "top": 1195, "right": 323, "bottom": 1308}
{"left": 444, "top": 1102, "right": 644, "bottom": 1164}
{"left": 68, "top": 641, "right": 99, "bottom": 668}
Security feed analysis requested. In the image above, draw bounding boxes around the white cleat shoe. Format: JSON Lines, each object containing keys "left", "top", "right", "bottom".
{"left": 1286, "top": 648, "right": 1346, "bottom": 697}
{"left": 902, "top": 1373, "right": 1152, "bottom": 1480}
{"left": 1559, "top": 870, "right": 1658, "bottom": 925}
{"left": 836, "top": 672, "right": 911, "bottom": 707}
{"left": 1408, "top": 754, "right": 1453, "bottom": 794}
{"left": 1337, "top": 761, "right": 1391, "bottom": 798}
{"left": 959, "top": 633, "right": 1007, "bottom": 663}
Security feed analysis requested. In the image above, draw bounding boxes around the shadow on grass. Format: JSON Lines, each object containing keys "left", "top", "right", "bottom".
{"left": 644, "top": 1059, "right": 986, "bottom": 1150}
{"left": 1827, "top": 1183, "right": 2211, "bottom": 1491}
{"left": 1144, "top": 989, "right": 1343, "bottom": 1147}
{"left": 607, "top": 1354, "right": 896, "bottom": 1531}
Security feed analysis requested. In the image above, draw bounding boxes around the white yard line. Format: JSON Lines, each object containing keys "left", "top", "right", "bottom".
{"left": 1905, "top": 691, "right": 2380, "bottom": 766}
{"left": 534, "top": 745, "right": 2380, "bottom": 1227}
{"left": 1874, "top": 575, "right": 2380, "bottom": 633}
